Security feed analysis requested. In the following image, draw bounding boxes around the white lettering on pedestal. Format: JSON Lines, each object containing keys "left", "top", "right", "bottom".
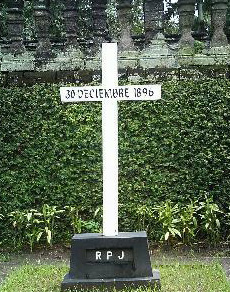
{"left": 94, "top": 250, "right": 126, "bottom": 261}
{"left": 96, "top": 251, "right": 102, "bottom": 260}
{"left": 118, "top": 250, "right": 124, "bottom": 260}
{"left": 107, "top": 251, "right": 113, "bottom": 260}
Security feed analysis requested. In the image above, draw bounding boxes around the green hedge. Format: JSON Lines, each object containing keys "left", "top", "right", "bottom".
{"left": 0, "top": 84, "right": 103, "bottom": 216}
{"left": 0, "top": 79, "right": 230, "bottom": 244}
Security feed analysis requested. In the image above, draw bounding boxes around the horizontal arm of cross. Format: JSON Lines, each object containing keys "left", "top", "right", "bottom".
{"left": 60, "top": 84, "right": 161, "bottom": 103}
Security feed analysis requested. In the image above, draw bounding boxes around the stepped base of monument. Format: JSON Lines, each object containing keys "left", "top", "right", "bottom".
{"left": 61, "top": 270, "right": 161, "bottom": 291}
{"left": 61, "top": 232, "right": 160, "bottom": 291}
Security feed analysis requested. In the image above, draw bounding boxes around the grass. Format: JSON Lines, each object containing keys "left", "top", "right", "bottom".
{"left": 0, "top": 263, "right": 230, "bottom": 292}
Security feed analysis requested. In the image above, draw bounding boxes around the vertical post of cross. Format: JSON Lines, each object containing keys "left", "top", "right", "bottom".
{"left": 102, "top": 43, "right": 119, "bottom": 236}
{"left": 60, "top": 43, "right": 161, "bottom": 291}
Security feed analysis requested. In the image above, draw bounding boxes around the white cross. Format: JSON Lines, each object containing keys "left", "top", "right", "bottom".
{"left": 60, "top": 43, "right": 161, "bottom": 237}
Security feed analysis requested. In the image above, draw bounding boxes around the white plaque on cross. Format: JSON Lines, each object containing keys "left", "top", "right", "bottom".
{"left": 60, "top": 43, "right": 161, "bottom": 237}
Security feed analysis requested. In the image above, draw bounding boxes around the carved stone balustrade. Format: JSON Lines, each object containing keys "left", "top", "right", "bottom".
{"left": 92, "top": 0, "right": 108, "bottom": 50}
{"left": 144, "top": 0, "right": 164, "bottom": 43}
{"left": 117, "top": 0, "right": 135, "bottom": 51}
{"left": 0, "top": 0, "right": 229, "bottom": 78}
{"left": 211, "top": 0, "right": 228, "bottom": 47}
{"left": 33, "top": 0, "right": 51, "bottom": 57}
{"left": 178, "top": 0, "right": 196, "bottom": 47}
{"left": 62, "top": 0, "right": 79, "bottom": 48}
{"left": 1, "top": 0, "right": 229, "bottom": 55}
{"left": 6, "top": 0, "right": 25, "bottom": 54}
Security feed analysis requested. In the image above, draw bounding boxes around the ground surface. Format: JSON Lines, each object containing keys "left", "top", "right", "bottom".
{"left": 0, "top": 247, "right": 69, "bottom": 286}
{"left": 1, "top": 246, "right": 230, "bottom": 286}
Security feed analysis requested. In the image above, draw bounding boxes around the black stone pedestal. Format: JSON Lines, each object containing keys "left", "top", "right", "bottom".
{"left": 61, "top": 231, "right": 160, "bottom": 291}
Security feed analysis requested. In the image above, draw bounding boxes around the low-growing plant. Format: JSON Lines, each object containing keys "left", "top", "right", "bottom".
{"left": 194, "top": 40, "right": 205, "bottom": 54}
{"left": 64, "top": 206, "right": 83, "bottom": 234}
{"left": 8, "top": 204, "right": 102, "bottom": 250}
{"left": 81, "top": 219, "right": 101, "bottom": 233}
{"left": 135, "top": 204, "right": 154, "bottom": 232}
{"left": 180, "top": 201, "right": 198, "bottom": 245}
{"left": 24, "top": 209, "right": 44, "bottom": 252}
{"left": 9, "top": 210, "right": 27, "bottom": 250}
{"left": 42, "top": 204, "right": 65, "bottom": 246}
{"left": 9, "top": 209, "right": 44, "bottom": 251}
{"left": 198, "top": 195, "right": 222, "bottom": 245}
{"left": 3, "top": 196, "right": 228, "bottom": 250}
{"left": 81, "top": 206, "right": 102, "bottom": 233}
{"left": 155, "top": 200, "right": 181, "bottom": 244}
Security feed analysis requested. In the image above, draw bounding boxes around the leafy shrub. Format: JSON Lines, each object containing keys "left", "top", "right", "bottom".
{"left": 0, "top": 79, "right": 230, "bottom": 247}
{"left": 1, "top": 198, "right": 226, "bottom": 250}
{"left": 5, "top": 204, "right": 100, "bottom": 251}
{"left": 180, "top": 201, "right": 198, "bottom": 244}
{"left": 197, "top": 194, "right": 222, "bottom": 245}
{"left": 155, "top": 200, "right": 181, "bottom": 243}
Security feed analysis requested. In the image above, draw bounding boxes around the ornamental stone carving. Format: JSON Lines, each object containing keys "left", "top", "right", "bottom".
{"left": 144, "top": 0, "right": 164, "bottom": 43}
{"left": 211, "top": 0, "right": 228, "bottom": 47}
{"left": 6, "top": 0, "right": 25, "bottom": 54}
{"left": 63, "top": 0, "right": 79, "bottom": 47}
{"left": 178, "top": 0, "right": 196, "bottom": 47}
{"left": 117, "top": 0, "right": 135, "bottom": 51}
{"left": 34, "top": 0, "right": 51, "bottom": 57}
{"left": 0, "top": 0, "right": 230, "bottom": 71}
{"left": 92, "top": 0, "right": 109, "bottom": 48}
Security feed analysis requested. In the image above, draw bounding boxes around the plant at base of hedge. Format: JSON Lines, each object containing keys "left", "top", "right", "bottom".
{"left": 42, "top": 204, "right": 65, "bottom": 246}
{"left": 198, "top": 195, "right": 222, "bottom": 245}
{"left": 180, "top": 201, "right": 198, "bottom": 245}
{"left": 82, "top": 207, "right": 101, "bottom": 233}
{"left": 81, "top": 219, "right": 101, "bottom": 233}
{"left": 9, "top": 209, "right": 43, "bottom": 251}
{"left": 65, "top": 206, "right": 101, "bottom": 234}
{"left": 24, "top": 209, "right": 44, "bottom": 252}
{"left": 9, "top": 210, "right": 26, "bottom": 249}
{"left": 155, "top": 200, "right": 181, "bottom": 244}
{"left": 135, "top": 204, "right": 154, "bottom": 232}
{"left": 64, "top": 206, "right": 82, "bottom": 234}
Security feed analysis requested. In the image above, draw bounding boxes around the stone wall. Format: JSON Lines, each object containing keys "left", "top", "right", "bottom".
{"left": 0, "top": 0, "right": 229, "bottom": 85}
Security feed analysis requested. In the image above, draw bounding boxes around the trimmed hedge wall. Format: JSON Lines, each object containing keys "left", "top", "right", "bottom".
{"left": 119, "top": 79, "right": 230, "bottom": 233}
{"left": 0, "top": 84, "right": 102, "bottom": 213}
{"left": 0, "top": 79, "right": 230, "bottom": 241}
